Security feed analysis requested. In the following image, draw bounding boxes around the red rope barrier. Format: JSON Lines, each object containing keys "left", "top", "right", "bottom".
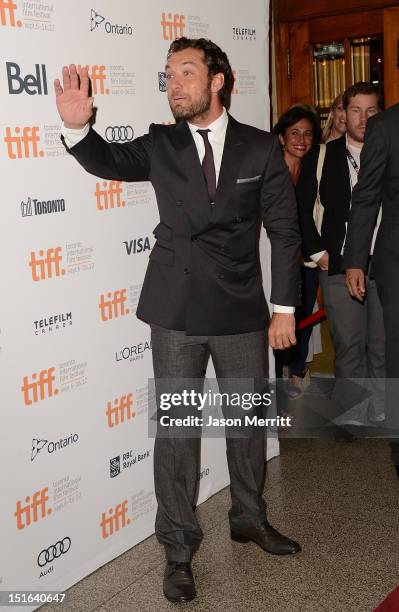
{"left": 297, "top": 308, "right": 326, "bottom": 330}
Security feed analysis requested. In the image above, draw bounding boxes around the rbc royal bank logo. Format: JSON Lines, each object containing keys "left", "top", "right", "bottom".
{"left": 158, "top": 72, "right": 167, "bottom": 92}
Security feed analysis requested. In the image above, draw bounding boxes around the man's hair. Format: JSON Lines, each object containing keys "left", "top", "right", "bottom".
{"left": 342, "top": 82, "right": 383, "bottom": 110}
{"left": 167, "top": 37, "right": 235, "bottom": 110}
{"left": 272, "top": 105, "right": 321, "bottom": 144}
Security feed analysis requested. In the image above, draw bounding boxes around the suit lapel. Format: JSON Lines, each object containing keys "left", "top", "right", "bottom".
{"left": 169, "top": 115, "right": 245, "bottom": 230}
{"left": 170, "top": 120, "right": 211, "bottom": 232}
{"left": 212, "top": 116, "right": 245, "bottom": 222}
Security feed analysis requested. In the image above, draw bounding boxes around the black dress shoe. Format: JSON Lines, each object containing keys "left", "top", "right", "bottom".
{"left": 231, "top": 521, "right": 301, "bottom": 555}
{"left": 163, "top": 561, "right": 196, "bottom": 603}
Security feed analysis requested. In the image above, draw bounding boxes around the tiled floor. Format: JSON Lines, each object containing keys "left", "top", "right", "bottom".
{"left": 41, "top": 438, "right": 399, "bottom": 612}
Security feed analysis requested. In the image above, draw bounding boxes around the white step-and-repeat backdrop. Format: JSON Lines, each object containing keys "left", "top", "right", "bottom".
{"left": 0, "top": 1, "right": 272, "bottom": 608}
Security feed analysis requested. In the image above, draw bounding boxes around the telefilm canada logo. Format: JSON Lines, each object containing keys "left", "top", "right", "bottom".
{"left": 31, "top": 434, "right": 79, "bottom": 461}
{"left": 21, "top": 196, "right": 65, "bottom": 218}
{"left": 90, "top": 8, "right": 133, "bottom": 36}
{"left": 232, "top": 26, "right": 256, "bottom": 41}
{"left": 34, "top": 312, "right": 72, "bottom": 336}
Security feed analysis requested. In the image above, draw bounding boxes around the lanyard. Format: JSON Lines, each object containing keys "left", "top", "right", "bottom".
{"left": 346, "top": 148, "right": 360, "bottom": 175}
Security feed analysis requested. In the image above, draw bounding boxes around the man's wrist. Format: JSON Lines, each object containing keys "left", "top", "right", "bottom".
{"left": 273, "top": 305, "right": 295, "bottom": 314}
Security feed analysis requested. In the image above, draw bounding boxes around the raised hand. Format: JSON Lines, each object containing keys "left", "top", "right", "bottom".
{"left": 54, "top": 65, "right": 93, "bottom": 129}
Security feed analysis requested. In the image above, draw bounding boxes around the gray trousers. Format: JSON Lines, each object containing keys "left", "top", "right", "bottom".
{"left": 151, "top": 324, "right": 268, "bottom": 562}
{"left": 319, "top": 272, "right": 385, "bottom": 421}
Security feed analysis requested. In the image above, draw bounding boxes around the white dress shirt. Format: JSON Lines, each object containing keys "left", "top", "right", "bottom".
{"left": 61, "top": 113, "right": 294, "bottom": 313}
{"left": 311, "top": 135, "right": 381, "bottom": 263}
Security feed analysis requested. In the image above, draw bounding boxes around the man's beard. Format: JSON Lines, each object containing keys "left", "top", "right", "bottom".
{"left": 169, "top": 88, "right": 212, "bottom": 122}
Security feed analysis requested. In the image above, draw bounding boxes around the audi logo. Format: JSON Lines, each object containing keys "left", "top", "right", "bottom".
{"left": 105, "top": 125, "right": 134, "bottom": 142}
{"left": 37, "top": 537, "right": 71, "bottom": 567}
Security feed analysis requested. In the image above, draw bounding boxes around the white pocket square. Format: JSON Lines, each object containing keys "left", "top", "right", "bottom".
{"left": 236, "top": 175, "right": 262, "bottom": 184}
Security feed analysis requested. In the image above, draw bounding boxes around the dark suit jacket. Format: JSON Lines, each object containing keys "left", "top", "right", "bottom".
{"left": 67, "top": 114, "right": 301, "bottom": 335}
{"left": 296, "top": 135, "right": 351, "bottom": 275}
{"left": 343, "top": 104, "right": 399, "bottom": 287}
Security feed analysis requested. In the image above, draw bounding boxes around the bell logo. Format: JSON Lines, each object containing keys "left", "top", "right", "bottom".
{"left": 99, "top": 289, "right": 129, "bottom": 321}
{"left": 29, "top": 247, "right": 65, "bottom": 281}
{"left": 106, "top": 393, "right": 134, "bottom": 428}
{"left": 0, "top": 0, "right": 22, "bottom": 27}
{"left": 6, "top": 62, "right": 48, "bottom": 95}
{"left": 14, "top": 487, "right": 52, "bottom": 530}
{"left": 77, "top": 64, "right": 109, "bottom": 95}
{"left": 21, "top": 367, "right": 59, "bottom": 406}
{"left": 160, "top": 12, "right": 185, "bottom": 40}
{"left": 4, "top": 126, "right": 43, "bottom": 159}
{"left": 100, "top": 500, "right": 130, "bottom": 538}
{"left": 94, "top": 180, "right": 125, "bottom": 210}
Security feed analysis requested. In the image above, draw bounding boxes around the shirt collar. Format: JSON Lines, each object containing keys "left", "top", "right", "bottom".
{"left": 188, "top": 107, "right": 228, "bottom": 140}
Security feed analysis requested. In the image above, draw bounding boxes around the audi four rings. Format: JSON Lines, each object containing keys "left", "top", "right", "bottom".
{"left": 37, "top": 537, "right": 71, "bottom": 567}
{"left": 105, "top": 125, "right": 134, "bottom": 142}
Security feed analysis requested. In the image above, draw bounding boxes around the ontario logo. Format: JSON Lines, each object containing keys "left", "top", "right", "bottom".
{"left": 31, "top": 433, "right": 79, "bottom": 461}
{"left": 90, "top": 8, "right": 133, "bottom": 35}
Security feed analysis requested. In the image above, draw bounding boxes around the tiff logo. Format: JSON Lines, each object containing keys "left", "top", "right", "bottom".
{"left": 4, "top": 126, "right": 43, "bottom": 159}
{"left": 77, "top": 64, "right": 109, "bottom": 95}
{"left": 99, "top": 289, "right": 129, "bottom": 322}
{"left": 0, "top": 0, "right": 21, "bottom": 27}
{"left": 100, "top": 500, "right": 130, "bottom": 538}
{"left": 160, "top": 12, "right": 185, "bottom": 40}
{"left": 29, "top": 247, "right": 65, "bottom": 281}
{"left": 14, "top": 487, "right": 52, "bottom": 530}
{"left": 106, "top": 393, "right": 134, "bottom": 428}
{"left": 94, "top": 180, "right": 125, "bottom": 210}
{"left": 21, "top": 367, "right": 59, "bottom": 406}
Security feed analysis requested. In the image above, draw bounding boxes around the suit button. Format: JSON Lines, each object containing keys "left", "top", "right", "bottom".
{"left": 218, "top": 273, "right": 225, "bottom": 279}
{"left": 176, "top": 200, "right": 183, "bottom": 206}
{"left": 191, "top": 236, "right": 198, "bottom": 242}
{"left": 184, "top": 268, "right": 190, "bottom": 274}
{"left": 235, "top": 216, "right": 243, "bottom": 223}
{"left": 220, "top": 244, "right": 225, "bottom": 250}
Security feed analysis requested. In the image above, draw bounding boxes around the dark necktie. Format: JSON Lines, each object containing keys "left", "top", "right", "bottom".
{"left": 197, "top": 129, "right": 217, "bottom": 203}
